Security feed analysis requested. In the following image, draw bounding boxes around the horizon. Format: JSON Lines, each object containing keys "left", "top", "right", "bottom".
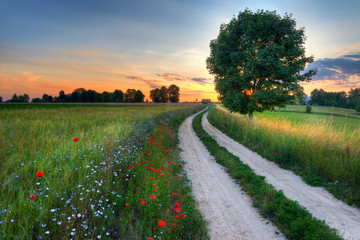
{"left": 1, "top": 0, "right": 359, "bottom": 102}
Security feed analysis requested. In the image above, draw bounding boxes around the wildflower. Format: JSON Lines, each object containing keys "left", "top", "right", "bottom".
{"left": 158, "top": 220, "right": 166, "bottom": 227}
{"left": 173, "top": 222, "right": 176, "bottom": 226}
{"left": 139, "top": 198, "right": 143, "bottom": 201}
{"left": 141, "top": 201, "right": 146, "bottom": 205}
{"left": 115, "top": 187, "right": 118, "bottom": 192}
{"left": 73, "top": 137, "right": 79, "bottom": 142}
{"left": 129, "top": 166, "right": 134, "bottom": 169}
{"left": 180, "top": 214, "right": 185, "bottom": 218}
{"left": 153, "top": 189, "right": 158, "bottom": 192}
{"left": 125, "top": 203, "right": 129, "bottom": 206}
{"left": 36, "top": 171, "right": 44, "bottom": 178}
{"left": 160, "top": 173, "right": 165, "bottom": 177}
{"left": 164, "top": 150, "right": 169, "bottom": 153}
{"left": 178, "top": 175, "right": 181, "bottom": 178}
{"left": 150, "top": 195, "right": 156, "bottom": 199}
{"left": 30, "top": 194, "right": 36, "bottom": 200}
{"left": 164, "top": 179, "right": 167, "bottom": 182}
{"left": 175, "top": 215, "right": 180, "bottom": 219}
{"left": 179, "top": 163, "right": 182, "bottom": 167}
{"left": 174, "top": 203, "right": 180, "bottom": 207}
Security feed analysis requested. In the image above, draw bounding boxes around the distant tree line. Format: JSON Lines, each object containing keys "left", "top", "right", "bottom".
{"left": 149, "top": 84, "right": 180, "bottom": 103}
{"left": 310, "top": 88, "right": 360, "bottom": 112}
{"left": 2, "top": 88, "right": 145, "bottom": 103}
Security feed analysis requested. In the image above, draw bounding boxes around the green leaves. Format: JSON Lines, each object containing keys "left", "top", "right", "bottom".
{"left": 207, "top": 9, "right": 316, "bottom": 121}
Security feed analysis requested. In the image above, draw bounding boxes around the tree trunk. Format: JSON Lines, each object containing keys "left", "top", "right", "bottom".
{"left": 249, "top": 110, "right": 253, "bottom": 125}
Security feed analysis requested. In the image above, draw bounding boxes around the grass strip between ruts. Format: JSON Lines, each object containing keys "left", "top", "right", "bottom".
{"left": 192, "top": 110, "right": 342, "bottom": 240}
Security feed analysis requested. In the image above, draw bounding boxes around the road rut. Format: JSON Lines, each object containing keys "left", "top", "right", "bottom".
{"left": 179, "top": 110, "right": 285, "bottom": 240}
{"left": 202, "top": 111, "right": 360, "bottom": 240}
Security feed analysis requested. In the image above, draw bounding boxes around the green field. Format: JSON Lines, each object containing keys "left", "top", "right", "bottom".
{"left": 255, "top": 105, "right": 360, "bottom": 134}
{"left": 208, "top": 104, "right": 360, "bottom": 206}
{"left": 0, "top": 104, "right": 208, "bottom": 239}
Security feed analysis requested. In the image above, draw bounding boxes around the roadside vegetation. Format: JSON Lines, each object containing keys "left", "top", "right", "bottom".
{"left": 207, "top": 104, "right": 360, "bottom": 207}
{"left": 0, "top": 104, "right": 208, "bottom": 239}
{"left": 193, "top": 110, "right": 342, "bottom": 239}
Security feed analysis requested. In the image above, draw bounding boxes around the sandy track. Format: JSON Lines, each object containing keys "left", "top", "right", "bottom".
{"left": 179, "top": 110, "right": 285, "bottom": 240}
{"left": 202, "top": 112, "right": 360, "bottom": 240}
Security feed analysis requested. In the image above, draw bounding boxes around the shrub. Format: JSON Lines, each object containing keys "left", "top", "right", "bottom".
{"left": 306, "top": 105, "right": 312, "bottom": 113}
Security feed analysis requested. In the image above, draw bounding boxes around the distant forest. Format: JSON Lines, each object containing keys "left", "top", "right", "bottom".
{"left": 310, "top": 88, "right": 360, "bottom": 111}
{"left": 0, "top": 84, "right": 180, "bottom": 103}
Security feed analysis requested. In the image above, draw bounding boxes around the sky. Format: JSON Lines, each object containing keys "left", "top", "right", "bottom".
{"left": 0, "top": 0, "right": 359, "bottom": 102}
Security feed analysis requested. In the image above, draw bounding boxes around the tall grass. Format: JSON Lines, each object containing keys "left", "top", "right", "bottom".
{"left": 207, "top": 105, "right": 360, "bottom": 206}
{"left": 0, "top": 104, "right": 208, "bottom": 239}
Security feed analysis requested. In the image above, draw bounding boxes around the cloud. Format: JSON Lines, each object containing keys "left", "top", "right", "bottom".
{"left": 306, "top": 52, "right": 360, "bottom": 81}
{"left": 191, "top": 77, "right": 210, "bottom": 83}
{"left": 156, "top": 73, "right": 187, "bottom": 81}
{"left": 156, "top": 73, "right": 213, "bottom": 85}
{"left": 127, "top": 76, "right": 162, "bottom": 88}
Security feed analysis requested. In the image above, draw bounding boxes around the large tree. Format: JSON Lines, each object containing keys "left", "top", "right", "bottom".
{"left": 168, "top": 84, "right": 180, "bottom": 103}
{"left": 150, "top": 88, "right": 161, "bottom": 102}
{"left": 207, "top": 9, "right": 316, "bottom": 124}
{"left": 134, "top": 90, "right": 145, "bottom": 102}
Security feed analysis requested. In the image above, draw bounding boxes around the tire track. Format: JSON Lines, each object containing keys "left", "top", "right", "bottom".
{"left": 179, "top": 110, "right": 285, "bottom": 240}
{"left": 202, "top": 112, "right": 360, "bottom": 240}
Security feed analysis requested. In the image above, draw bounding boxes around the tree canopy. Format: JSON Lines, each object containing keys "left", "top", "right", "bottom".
{"left": 206, "top": 9, "right": 316, "bottom": 123}
{"left": 150, "top": 85, "right": 180, "bottom": 103}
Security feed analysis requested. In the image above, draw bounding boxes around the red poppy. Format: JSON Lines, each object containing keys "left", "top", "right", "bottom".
{"left": 139, "top": 198, "right": 143, "bottom": 201}
{"left": 180, "top": 214, "right": 186, "bottom": 218}
{"left": 137, "top": 163, "right": 141, "bottom": 166}
{"left": 141, "top": 201, "right": 146, "bottom": 205}
{"left": 164, "top": 150, "right": 169, "bottom": 153}
{"left": 130, "top": 166, "right": 134, "bottom": 169}
{"left": 175, "top": 215, "right": 180, "bottom": 219}
{"left": 30, "top": 194, "right": 36, "bottom": 200}
{"left": 148, "top": 238, "right": 154, "bottom": 240}
{"left": 36, "top": 171, "right": 43, "bottom": 178}
{"left": 178, "top": 175, "right": 181, "bottom": 178}
{"left": 125, "top": 203, "right": 129, "bottom": 206}
{"left": 73, "top": 137, "right": 79, "bottom": 142}
{"left": 115, "top": 187, "right": 118, "bottom": 192}
{"left": 160, "top": 173, "right": 164, "bottom": 177}
{"left": 153, "top": 184, "right": 156, "bottom": 186}
{"left": 158, "top": 220, "right": 166, "bottom": 227}
{"left": 150, "top": 195, "right": 156, "bottom": 199}
{"left": 173, "top": 223, "right": 176, "bottom": 226}
{"left": 164, "top": 179, "right": 167, "bottom": 182}
{"left": 175, "top": 202, "right": 180, "bottom": 207}
{"left": 179, "top": 164, "right": 182, "bottom": 167}
{"left": 153, "top": 189, "right": 158, "bottom": 192}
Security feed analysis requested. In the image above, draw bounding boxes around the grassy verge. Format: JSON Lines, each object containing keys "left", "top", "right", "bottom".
{"left": 208, "top": 105, "right": 360, "bottom": 207}
{"left": 0, "top": 104, "right": 208, "bottom": 239}
{"left": 193, "top": 110, "right": 341, "bottom": 240}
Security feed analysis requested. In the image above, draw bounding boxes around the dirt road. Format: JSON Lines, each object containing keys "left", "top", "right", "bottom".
{"left": 202, "top": 112, "right": 360, "bottom": 240}
{"left": 179, "top": 110, "right": 285, "bottom": 240}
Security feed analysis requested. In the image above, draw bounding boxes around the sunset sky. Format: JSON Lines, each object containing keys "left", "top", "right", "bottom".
{"left": 1, "top": 0, "right": 359, "bottom": 102}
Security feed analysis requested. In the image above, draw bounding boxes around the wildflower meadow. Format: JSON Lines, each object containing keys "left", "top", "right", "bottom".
{"left": 0, "top": 104, "right": 208, "bottom": 239}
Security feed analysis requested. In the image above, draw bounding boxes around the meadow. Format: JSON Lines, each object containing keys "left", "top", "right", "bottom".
{"left": 207, "top": 104, "right": 360, "bottom": 206}
{"left": 0, "top": 104, "right": 208, "bottom": 239}
{"left": 255, "top": 105, "right": 360, "bottom": 134}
